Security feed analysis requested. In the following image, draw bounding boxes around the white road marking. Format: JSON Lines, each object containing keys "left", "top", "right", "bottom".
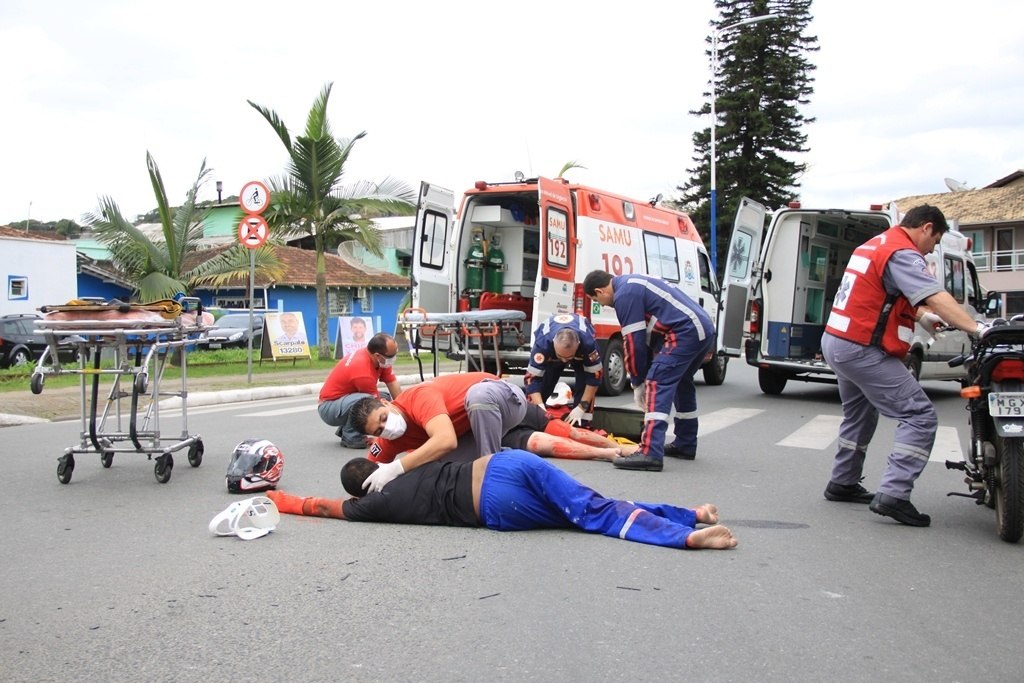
{"left": 930, "top": 425, "right": 964, "bottom": 462}
{"left": 776, "top": 415, "right": 842, "bottom": 450}
{"left": 696, "top": 408, "right": 765, "bottom": 436}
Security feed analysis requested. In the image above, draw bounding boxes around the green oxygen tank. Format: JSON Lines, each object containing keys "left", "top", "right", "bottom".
{"left": 464, "top": 230, "right": 485, "bottom": 303}
{"left": 484, "top": 233, "right": 505, "bottom": 294}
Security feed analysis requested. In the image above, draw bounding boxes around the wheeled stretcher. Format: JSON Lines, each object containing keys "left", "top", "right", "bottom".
{"left": 30, "top": 298, "right": 211, "bottom": 484}
{"left": 397, "top": 307, "right": 528, "bottom": 380}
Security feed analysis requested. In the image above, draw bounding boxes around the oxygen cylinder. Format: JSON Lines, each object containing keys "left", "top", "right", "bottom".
{"left": 484, "top": 233, "right": 505, "bottom": 293}
{"left": 464, "top": 230, "right": 485, "bottom": 295}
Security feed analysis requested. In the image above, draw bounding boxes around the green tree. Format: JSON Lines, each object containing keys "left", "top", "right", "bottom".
{"left": 248, "top": 82, "right": 417, "bottom": 360}
{"left": 84, "top": 152, "right": 283, "bottom": 301}
{"left": 676, "top": 0, "right": 818, "bottom": 270}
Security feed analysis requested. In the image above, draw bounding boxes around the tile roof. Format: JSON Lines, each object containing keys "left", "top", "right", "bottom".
{"left": 892, "top": 171, "right": 1024, "bottom": 225}
{"left": 0, "top": 225, "right": 70, "bottom": 242}
{"left": 188, "top": 243, "right": 410, "bottom": 289}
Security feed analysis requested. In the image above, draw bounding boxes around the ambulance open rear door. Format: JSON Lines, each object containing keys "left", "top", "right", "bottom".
{"left": 719, "top": 197, "right": 766, "bottom": 356}
{"left": 411, "top": 181, "right": 455, "bottom": 313}
{"left": 536, "top": 177, "right": 576, "bottom": 317}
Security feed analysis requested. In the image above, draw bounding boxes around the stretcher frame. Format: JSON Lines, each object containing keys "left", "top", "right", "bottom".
{"left": 397, "top": 307, "right": 528, "bottom": 380}
{"left": 31, "top": 303, "right": 208, "bottom": 485}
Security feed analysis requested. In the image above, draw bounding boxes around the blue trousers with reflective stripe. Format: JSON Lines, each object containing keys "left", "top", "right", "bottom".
{"left": 641, "top": 335, "right": 713, "bottom": 458}
{"left": 479, "top": 450, "right": 698, "bottom": 548}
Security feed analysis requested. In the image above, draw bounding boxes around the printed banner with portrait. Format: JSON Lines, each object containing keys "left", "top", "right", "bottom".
{"left": 262, "top": 311, "right": 311, "bottom": 360}
{"left": 334, "top": 316, "right": 375, "bottom": 359}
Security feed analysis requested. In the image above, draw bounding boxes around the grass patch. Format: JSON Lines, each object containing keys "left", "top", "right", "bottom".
{"left": 0, "top": 347, "right": 443, "bottom": 393}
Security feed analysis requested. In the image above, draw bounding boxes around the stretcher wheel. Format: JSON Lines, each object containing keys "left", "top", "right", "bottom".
{"left": 154, "top": 453, "right": 173, "bottom": 483}
{"left": 30, "top": 373, "right": 44, "bottom": 395}
{"left": 101, "top": 450, "right": 114, "bottom": 468}
{"left": 135, "top": 372, "right": 148, "bottom": 395}
{"left": 57, "top": 454, "right": 75, "bottom": 484}
{"left": 188, "top": 439, "right": 204, "bottom": 467}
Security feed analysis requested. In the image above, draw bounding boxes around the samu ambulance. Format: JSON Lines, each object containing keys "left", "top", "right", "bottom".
{"left": 411, "top": 176, "right": 727, "bottom": 395}
{"left": 719, "top": 197, "right": 985, "bottom": 394}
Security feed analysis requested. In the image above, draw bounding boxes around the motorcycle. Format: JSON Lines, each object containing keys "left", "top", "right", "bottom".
{"left": 946, "top": 316, "right": 1024, "bottom": 543}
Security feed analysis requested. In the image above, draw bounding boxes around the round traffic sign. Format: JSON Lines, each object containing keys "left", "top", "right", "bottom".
{"left": 239, "top": 180, "right": 271, "bottom": 215}
{"left": 238, "top": 215, "right": 270, "bottom": 249}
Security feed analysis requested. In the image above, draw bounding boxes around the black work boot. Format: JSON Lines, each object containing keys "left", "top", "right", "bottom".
{"left": 869, "top": 493, "right": 931, "bottom": 527}
{"left": 612, "top": 453, "right": 664, "bottom": 472}
{"left": 824, "top": 480, "right": 875, "bottom": 504}
{"left": 664, "top": 443, "right": 697, "bottom": 460}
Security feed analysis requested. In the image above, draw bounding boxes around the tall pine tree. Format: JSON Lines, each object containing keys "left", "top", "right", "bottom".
{"left": 676, "top": 0, "right": 818, "bottom": 271}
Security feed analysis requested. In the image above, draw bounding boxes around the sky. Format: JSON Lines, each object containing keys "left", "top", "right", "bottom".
{"left": 2, "top": 0, "right": 1022, "bottom": 225}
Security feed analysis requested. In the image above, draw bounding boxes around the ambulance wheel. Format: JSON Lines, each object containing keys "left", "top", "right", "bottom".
{"left": 188, "top": 440, "right": 204, "bottom": 467}
{"left": 57, "top": 454, "right": 75, "bottom": 484}
{"left": 154, "top": 453, "right": 173, "bottom": 483}
{"left": 702, "top": 353, "right": 728, "bottom": 386}
{"left": 903, "top": 352, "right": 922, "bottom": 381}
{"left": 598, "top": 339, "right": 627, "bottom": 396}
{"left": 30, "top": 373, "right": 45, "bottom": 395}
{"left": 758, "top": 368, "right": 788, "bottom": 395}
{"left": 100, "top": 450, "right": 114, "bottom": 468}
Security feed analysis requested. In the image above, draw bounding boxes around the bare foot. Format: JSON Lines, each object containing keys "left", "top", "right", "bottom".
{"left": 685, "top": 525, "right": 738, "bottom": 549}
{"left": 616, "top": 442, "right": 640, "bottom": 456}
{"left": 694, "top": 503, "right": 719, "bottom": 525}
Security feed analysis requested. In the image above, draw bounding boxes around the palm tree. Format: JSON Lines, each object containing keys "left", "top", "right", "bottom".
{"left": 248, "top": 82, "right": 417, "bottom": 359}
{"left": 84, "top": 152, "right": 282, "bottom": 301}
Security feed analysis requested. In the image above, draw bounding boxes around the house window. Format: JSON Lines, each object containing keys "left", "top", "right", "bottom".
{"left": 328, "top": 289, "right": 352, "bottom": 316}
{"left": 358, "top": 289, "right": 374, "bottom": 313}
{"left": 8, "top": 275, "right": 28, "bottom": 300}
{"left": 214, "top": 295, "right": 265, "bottom": 309}
{"left": 642, "top": 233, "right": 680, "bottom": 282}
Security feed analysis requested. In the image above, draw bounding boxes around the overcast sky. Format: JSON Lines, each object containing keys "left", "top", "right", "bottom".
{"left": 2, "top": 0, "right": 1022, "bottom": 224}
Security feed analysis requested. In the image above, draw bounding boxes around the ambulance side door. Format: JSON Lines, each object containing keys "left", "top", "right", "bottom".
{"left": 719, "top": 197, "right": 767, "bottom": 356}
{"left": 411, "top": 182, "right": 455, "bottom": 313}
{"left": 537, "top": 177, "right": 576, "bottom": 317}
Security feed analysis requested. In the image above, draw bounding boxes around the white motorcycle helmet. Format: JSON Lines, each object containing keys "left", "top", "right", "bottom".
{"left": 226, "top": 439, "right": 284, "bottom": 493}
{"left": 546, "top": 382, "right": 574, "bottom": 407}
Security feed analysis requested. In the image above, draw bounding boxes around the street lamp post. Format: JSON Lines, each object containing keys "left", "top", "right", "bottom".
{"left": 709, "top": 13, "right": 781, "bottom": 274}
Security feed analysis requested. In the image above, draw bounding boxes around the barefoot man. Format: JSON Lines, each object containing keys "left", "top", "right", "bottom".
{"left": 268, "top": 450, "right": 737, "bottom": 550}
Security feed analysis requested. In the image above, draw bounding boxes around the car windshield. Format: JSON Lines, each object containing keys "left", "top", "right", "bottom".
{"left": 214, "top": 314, "right": 261, "bottom": 328}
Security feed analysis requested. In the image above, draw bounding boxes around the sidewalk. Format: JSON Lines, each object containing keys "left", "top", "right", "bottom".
{"left": 0, "top": 367, "right": 461, "bottom": 427}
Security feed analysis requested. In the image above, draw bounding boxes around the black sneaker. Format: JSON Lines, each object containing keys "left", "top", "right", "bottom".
{"left": 824, "top": 480, "right": 874, "bottom": 504}
{"left": 613, "top": 453, "right": 664, "bottom": 471}
{"left": 664, "top": 443, "right": 697, "bottom": 460}
{"left": 869, "top": 493, "right": 931, "bottom": 527}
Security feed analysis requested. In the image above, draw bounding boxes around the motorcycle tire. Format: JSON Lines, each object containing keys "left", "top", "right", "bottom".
{"left": 994, "top": 434, "right": 1024, "bottom": 543}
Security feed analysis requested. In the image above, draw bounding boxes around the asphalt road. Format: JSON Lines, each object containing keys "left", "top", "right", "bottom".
{"left": 2, "top": 360, "right": 1021, "bottom": 682}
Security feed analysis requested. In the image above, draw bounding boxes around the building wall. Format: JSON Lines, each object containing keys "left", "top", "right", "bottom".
{"left": 1, "top": 236, "right": 78, "bottom": 315}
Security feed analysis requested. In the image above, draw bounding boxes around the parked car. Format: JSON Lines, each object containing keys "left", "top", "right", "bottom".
{"left": 199, "top": 313, "right": 265, "bottom": 349}
{"left": 0, "top": 315, "right": 84, "bottom": 369}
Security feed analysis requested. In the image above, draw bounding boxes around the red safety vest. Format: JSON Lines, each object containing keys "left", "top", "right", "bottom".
{"left": 825, "top": 227, "right": 919, "bottom": 357}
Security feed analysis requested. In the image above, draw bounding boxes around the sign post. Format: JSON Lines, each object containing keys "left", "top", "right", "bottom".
{"left": 238, "top": 182, "right": 271, "bottom": 383}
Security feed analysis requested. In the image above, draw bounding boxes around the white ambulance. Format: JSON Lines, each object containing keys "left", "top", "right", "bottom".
{"left": 719, "top": 197, "right": 986, "bottom": 394}
{"left": 411, "top": 176, "right": 727, "bottom": 395}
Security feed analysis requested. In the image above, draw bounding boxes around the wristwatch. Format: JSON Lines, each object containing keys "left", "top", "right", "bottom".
{"left": 580, "top": 400, "right": 592, "bottom": 411}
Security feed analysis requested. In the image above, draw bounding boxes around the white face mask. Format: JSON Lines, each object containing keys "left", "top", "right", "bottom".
{"left": 379, "top": 410, "right": 407, "bottom": 440}
{"left": 380, "top": 355, "right": 397, "bottom": 369}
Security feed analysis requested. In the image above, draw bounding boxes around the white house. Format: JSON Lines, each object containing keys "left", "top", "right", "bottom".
{"left": 0, "top": 226, "right": 78, "bottom": 315}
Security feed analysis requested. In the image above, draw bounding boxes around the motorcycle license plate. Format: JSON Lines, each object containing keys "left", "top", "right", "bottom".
{"left": 989, "top": 392, "right": 1024, "bottom": 417}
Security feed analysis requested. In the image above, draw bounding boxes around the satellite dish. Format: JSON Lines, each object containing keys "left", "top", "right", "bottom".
{"left": 944, "top": 177, "right": 971, "bottom": 192}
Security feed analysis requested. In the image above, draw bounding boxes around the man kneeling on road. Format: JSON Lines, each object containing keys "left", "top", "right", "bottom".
{"left": 267, "top": 451, "right": 738, "bottom": 550}
{"left": 350, "top": 372, "right": 529, "bottom": 493}
{"left": 317, "top": 333, "right": 402, "bottom": 448}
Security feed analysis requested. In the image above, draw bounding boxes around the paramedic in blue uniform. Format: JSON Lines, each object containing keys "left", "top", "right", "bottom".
{"left": 821, "top": 204, "right": 987, "bottom": 527}
{"left": 523, "top": 313, "right": 603, "bottom": 426}
{"left": 583, "top": 270, "right": 714, "bottom": 471}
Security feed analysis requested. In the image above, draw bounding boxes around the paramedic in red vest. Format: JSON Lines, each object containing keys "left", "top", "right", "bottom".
{"left": 317, "top": 333, "right": 402, "bottom": 448}
{"left": 821, "top": 205, "right": 987, "bottom": 527}
{"left": 523, "top": 313, "right": 603, "bottom": 426}
{"left": 583, "top": 270, "right": 715, "bottom": 472}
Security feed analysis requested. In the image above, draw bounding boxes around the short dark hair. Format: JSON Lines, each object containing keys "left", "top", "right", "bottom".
{"left": 583, "top": 270, "right": 612, "bottom": 297}
{"left": 902, "top": 204, "right": 949, "bottom": 234}
{"left": 351, "top": 396, "right": 385, "bottom": 433}
{"left": 366, "top": 333, "right": 392, "bottom": 355}
{"left": 351, "top": 317, "right": 366, "bottom": 328}
{"left": 341, "top": 457, "right": 379, "bottom": 497}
